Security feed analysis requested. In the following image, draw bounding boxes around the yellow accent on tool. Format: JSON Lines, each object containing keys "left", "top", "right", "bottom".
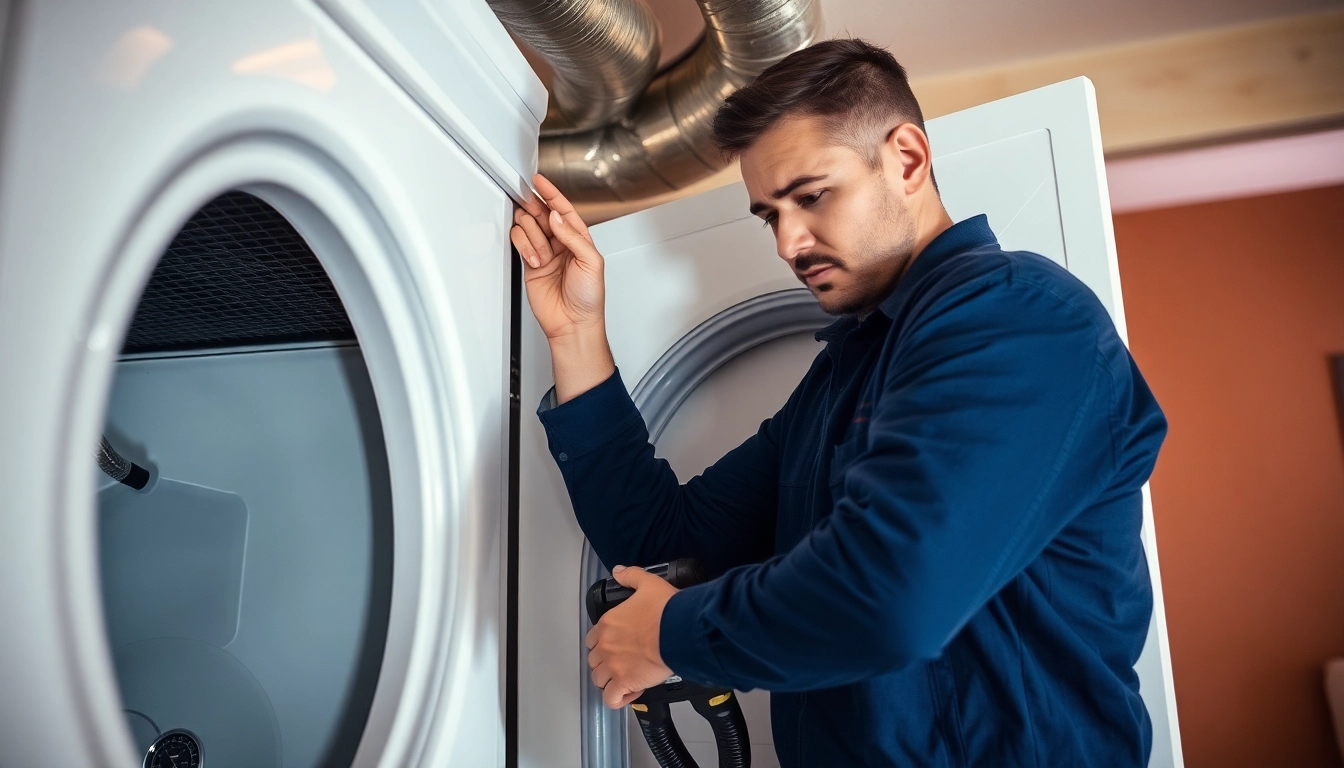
{"left": 631, "top": 703, "right": 648, "bottom": 712}
{"left": 708, "top": 692, "right": 732, "bottom": 707}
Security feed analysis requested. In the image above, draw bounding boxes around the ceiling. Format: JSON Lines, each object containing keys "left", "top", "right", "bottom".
{"left": 645, "top": 0, "right": 1341, "bottom": 77}
{"left": 514, "top": 0, "right": 1343, "bottom": 217}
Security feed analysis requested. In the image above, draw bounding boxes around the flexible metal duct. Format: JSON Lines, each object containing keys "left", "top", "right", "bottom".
{"left": 494, "top": 0, "right": 822, "bottom": 203}
{"left": 487, "top": 0, "right": 662, "bottom": 136}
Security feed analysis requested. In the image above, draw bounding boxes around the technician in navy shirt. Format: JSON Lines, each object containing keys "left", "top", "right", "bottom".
{"left": 510, "top": 39, "right": 1166, "bottom": 767}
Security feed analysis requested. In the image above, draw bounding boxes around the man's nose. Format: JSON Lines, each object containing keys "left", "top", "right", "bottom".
{"left": 774, "top": 213, "right": 815, "bottom": 263}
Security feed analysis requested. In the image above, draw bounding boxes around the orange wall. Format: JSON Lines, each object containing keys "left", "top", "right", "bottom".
{"left": 1114, "top": 185, "right": 1344, "bottom": 767}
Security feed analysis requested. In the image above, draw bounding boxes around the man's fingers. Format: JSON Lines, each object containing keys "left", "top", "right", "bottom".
{"left": 513, "top": 210, "right": 555, "bottom": 268}
{"left": 550, "top": 211, "right": 598, "bottom": 261}
{"left": 603, "top": 681, "right": 632, "bottom": 709}
{"left": 533, "top": 174, "right": 572, "bottom": 214}
{"left": 509, "top": 225, "right": 546, "bottom": 271}
{"left": 513, "top": 198, "right": 556, "bottom": 244}
{"left": 610, "top": 564, "right": 650, "bottom": 589}
{"left": 591, "top": 661, "right": 612, "bottom": 690}
{"left": 617, "top": 690, "right": 644, "bottom": 708}
{"left": 534, "top": 174, "right": 591, "bottom": 241}
{"left": 519, "top": 190, "right": 548, "bottom": 219}
{"left": 585, "top": 624, "right": 599, "bottom": 650}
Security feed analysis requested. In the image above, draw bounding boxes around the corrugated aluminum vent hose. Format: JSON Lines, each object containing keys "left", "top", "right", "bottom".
{"left": 489, "top": 0, "right": 822, "bottom": 202}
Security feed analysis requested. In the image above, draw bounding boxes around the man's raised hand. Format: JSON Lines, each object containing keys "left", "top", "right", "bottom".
{"left": 510, "top": 173, "right": 606, "bottom": 342}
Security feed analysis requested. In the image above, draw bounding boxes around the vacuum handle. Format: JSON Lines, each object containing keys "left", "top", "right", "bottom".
{"left": 586, "top": 559, "right": 707, "bottom": 624}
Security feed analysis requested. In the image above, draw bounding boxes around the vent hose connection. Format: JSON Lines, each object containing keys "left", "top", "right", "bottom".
{"left": 98, "top": 436, "right": 150, "bottom": 491}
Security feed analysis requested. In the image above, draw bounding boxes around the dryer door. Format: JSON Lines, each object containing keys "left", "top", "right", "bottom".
{"left": 518, "top": 78, "right": 1182, "bottom": 768}
{"left": 0, "top": 3, "right": 521, "bottom": 765}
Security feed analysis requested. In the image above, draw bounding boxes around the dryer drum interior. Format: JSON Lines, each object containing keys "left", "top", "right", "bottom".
{"left": 98, "top": 191, "right": 394, "bottom": 768}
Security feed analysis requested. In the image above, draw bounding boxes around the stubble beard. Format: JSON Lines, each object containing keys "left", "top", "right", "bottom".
{"left": 818, "top": 192, "right": 917, "bottom": 317}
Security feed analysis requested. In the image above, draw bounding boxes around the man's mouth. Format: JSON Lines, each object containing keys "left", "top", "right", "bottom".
{"left": 800, "top": 266, "right": 836, "bottom": 285}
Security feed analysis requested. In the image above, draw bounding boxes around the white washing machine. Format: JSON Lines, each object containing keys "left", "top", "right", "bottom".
{"left": 0, "top": 1, "right": 541, "bottom": 766}
{"left": 519, "top": 80, "right": 1185, "bottom": 767}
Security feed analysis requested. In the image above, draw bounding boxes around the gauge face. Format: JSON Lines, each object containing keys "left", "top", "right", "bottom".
{"left": 143, "top": 729, "right": 202, "bottom": 768}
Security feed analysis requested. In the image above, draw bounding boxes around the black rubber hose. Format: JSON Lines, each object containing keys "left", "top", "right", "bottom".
{"left": 690, "top": 692, "right": 751, "bottom": 768}
{"left": 97, "top": 435, "right": 151, "bottom": 490}
{"left": 634, "top": 701, "right": 698, "bottom": 768}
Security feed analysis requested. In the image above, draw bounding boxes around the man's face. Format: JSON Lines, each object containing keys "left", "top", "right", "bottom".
{"left": 741, "top": 115, "right": 916, "bottom": 316}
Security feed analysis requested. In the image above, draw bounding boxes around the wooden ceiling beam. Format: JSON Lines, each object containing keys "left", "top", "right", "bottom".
{"left": 911, "top": 8, "right": 1344, "bottom": 156}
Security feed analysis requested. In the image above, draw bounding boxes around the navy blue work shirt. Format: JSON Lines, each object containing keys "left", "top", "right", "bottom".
{"left": 538, "top": 215, "right": 1167, "bottom": 767}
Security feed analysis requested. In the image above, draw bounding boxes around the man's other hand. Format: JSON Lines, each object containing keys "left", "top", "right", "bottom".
{"left": 586, "top": 565, "right": 677, "bottom": 709}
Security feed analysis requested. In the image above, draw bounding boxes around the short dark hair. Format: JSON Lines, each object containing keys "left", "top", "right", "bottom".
{"left": 712, "top": 39, "right": 926, "bottom": 166}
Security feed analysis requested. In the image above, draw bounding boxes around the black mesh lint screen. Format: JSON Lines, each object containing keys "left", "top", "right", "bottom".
{"left": 122, "top": 191, "right": 355, "bottom": 354}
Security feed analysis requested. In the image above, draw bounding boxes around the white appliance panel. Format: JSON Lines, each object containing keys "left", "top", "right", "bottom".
{"left": 0, "top": 1, "right": 535, "bottom": 765}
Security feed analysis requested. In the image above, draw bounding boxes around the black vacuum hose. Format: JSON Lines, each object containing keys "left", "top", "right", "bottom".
{"left": 634, "top": 701, "right": 696, "bottom": 768}
{"left": 97, "top": 435, "right": 150, "bottom": 490}
{"left": 588, "top": 562, "right": 752, "bottom": 768}
{"left": 691, "top": 692, "right": 751, "bottom": 768}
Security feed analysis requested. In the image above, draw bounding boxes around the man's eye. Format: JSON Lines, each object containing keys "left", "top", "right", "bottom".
{"left": 800, "top": 190, "right": 825, "bottom": 207}
{"left": 761, "top": 214, "right": 777, "bottom": 229}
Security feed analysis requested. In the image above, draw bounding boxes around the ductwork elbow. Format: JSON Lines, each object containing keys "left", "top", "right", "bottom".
{"left": 496, "top": 0, "right": 822, "bottom": 203}
{"left": 487, "top": 0, "right": 662, "bottom": 136}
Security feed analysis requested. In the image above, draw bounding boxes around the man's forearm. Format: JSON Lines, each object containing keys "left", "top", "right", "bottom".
{"left": 549, "top": 324, "right": 617, "bottom": 404}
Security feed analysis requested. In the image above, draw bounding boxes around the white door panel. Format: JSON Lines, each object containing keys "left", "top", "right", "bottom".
{"left": 519, "top": 77, "right": 1181, "bottom": 768}
{"left": 927, "top": 78, "right": 1127, "bottom": 328}
{"left": 600, "top": 191, "right": 801, "bottom": 387}
{"left": 936, "top": 129, "right": 1067, "bottom": 268}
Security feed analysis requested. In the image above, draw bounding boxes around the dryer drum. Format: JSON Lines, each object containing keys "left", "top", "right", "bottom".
{"left": 579, "top": 289, "right": 830, "bottom": 768}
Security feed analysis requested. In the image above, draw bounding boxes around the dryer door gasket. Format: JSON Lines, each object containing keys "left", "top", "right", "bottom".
{"left": 579, "top": 288, "right": 830, "bottom": 768}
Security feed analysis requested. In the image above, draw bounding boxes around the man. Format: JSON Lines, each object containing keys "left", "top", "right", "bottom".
{"left": 511, "top": 39, "right": 1166, "bottom": 767}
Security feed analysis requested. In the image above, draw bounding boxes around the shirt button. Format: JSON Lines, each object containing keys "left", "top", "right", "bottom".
{"left": 558, "top": 452, "right": 568, "bottom": 462}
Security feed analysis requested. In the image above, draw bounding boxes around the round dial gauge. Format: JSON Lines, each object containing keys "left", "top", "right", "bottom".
{"left": 143, "top": 729, "right": 202, "bottom": 768}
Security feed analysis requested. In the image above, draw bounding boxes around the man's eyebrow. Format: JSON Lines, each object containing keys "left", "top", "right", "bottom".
{"left": 748, "top": 174, "right": 829, "bottom": 216}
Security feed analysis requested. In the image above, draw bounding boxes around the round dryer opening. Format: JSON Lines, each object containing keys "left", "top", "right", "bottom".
{"left": 96, "top": 191, "right": 393, "bottom": 768}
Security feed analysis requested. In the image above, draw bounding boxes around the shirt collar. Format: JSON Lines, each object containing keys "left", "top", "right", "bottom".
{"left": 878, "top": 214, "right": 997, "bottom": 318}
{"left": 814, "top": 215, "right": 998, "bottom": 343}
{"left": 814, "top": 314, "right": 858, "bottom": 344}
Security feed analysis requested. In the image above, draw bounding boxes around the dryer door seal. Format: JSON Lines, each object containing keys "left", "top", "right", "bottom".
{"left": 579, "top": 288, "right": 831, "bottom": 768}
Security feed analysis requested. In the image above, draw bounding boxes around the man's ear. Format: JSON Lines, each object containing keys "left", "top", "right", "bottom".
{"left": 884, "top": 123, "right": 933, "bottom": 195}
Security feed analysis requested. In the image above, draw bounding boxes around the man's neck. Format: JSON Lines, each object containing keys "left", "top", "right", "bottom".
{"left": 858, "top": 203, "right": 956, "bottom": 320}
{"left": 910, "top": 204, "right": 956, "bottom": 267}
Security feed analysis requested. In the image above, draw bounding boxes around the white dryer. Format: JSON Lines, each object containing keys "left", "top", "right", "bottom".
{"left": 519, "top": 80, "right": 1184, "bottom": 767}
{"left": 0, "top": 1, "right": 540, "bottom": 766}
